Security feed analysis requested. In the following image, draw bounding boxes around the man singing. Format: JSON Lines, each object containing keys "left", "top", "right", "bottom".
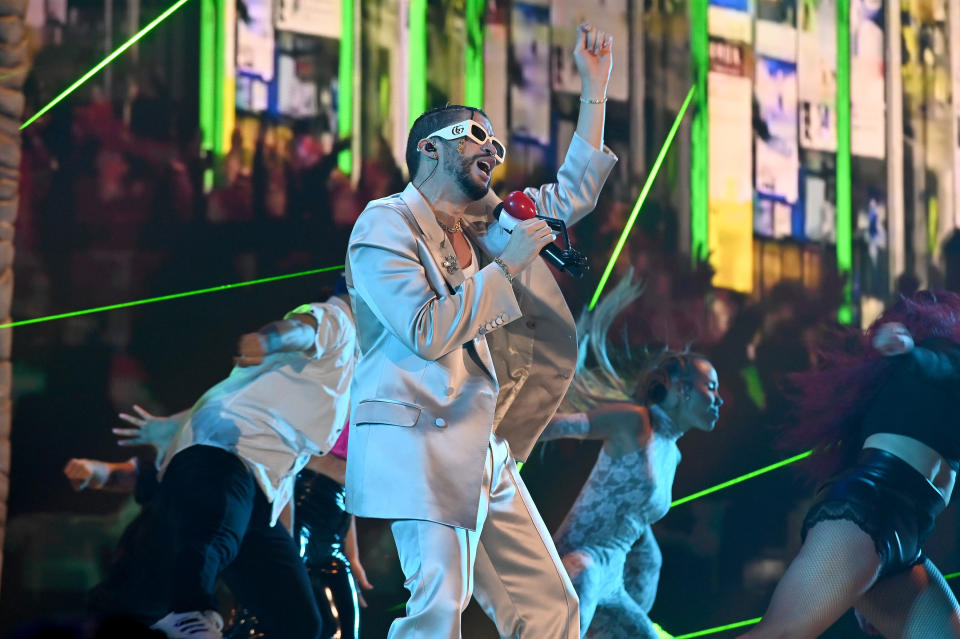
{"left": 345, "top": 24, "right": 616, "bottom": 638}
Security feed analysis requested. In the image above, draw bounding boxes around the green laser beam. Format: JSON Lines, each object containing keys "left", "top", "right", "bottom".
{"left": 21, "top": 0, "right": 193, "bottom": 130}
{"left": 0, "top": 265, "right": 344, "bottom": 330}
{"left": 674, "top": 617, "right": 762, "bottom": 639}
{"left": 689, "top": 0, "right": 709, "bottom": 266}
{"left": 337, "top": 0, "right": 355, "bottom": 174}
{"left": 653, "top": 623, "right": 674, "bottom": 639}
{"left": 0, "top": 68, "right": 27, "bottom": 82}
{"left": 670, "top": 449, "right": 814, "bottom": 508}
{"left": 835, "top": 0, "right": 853, "bottom": 324}
{"left": 464, "top": 0, "right": 485, "bottom": 107}
{"left": 409, "top": 0, "right": 428, "bottom": 126}
{"left": 434, "top": 440, "right": 954, "bottom": 632}
{"left": 199, "top": 0, "right": 216, "bottom": 153}
{"left": 588, "top": 85, "right": 695, "bottom": 311}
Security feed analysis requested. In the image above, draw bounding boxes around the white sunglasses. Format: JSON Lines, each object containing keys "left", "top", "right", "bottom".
{"left": 426, "top": 119, "right": 506, "bottom": 163}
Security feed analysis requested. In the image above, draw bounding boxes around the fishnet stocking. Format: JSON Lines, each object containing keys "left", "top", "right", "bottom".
{"left": 738, "top": 519, "right": 881, "bottom": 639}
{"left": 856, "top": 558, "right": 960, "bottom": 639}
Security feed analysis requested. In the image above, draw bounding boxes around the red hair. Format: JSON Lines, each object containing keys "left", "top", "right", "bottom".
{"left": 780, "top": 291, "right": 960, "bottom": 482}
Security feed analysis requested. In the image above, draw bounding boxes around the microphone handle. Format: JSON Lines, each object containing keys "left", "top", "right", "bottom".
{"left": 541, "top": 244, "right": 585, "bottom": 278}
{"left": 496, "top": 205, "right": 585, "bottom": 277}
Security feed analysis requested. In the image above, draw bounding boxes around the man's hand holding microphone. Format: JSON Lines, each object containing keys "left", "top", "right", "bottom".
{"left": 496, "top": 217, "right": 558, "bottom": 280}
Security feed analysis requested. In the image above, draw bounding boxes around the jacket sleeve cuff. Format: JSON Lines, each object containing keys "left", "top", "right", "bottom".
{"left": 564, "top": 131, "right": 619, "bottom": 181}
{"left": 473, "top": 263, "right": 522, "bottom": 337}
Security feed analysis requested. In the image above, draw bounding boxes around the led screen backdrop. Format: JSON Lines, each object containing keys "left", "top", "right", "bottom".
{"left": 798, "top": 0, "right": 837, "bottom": 152}
{"left": 708, "top": 38, "right": 754, "bottom": 292}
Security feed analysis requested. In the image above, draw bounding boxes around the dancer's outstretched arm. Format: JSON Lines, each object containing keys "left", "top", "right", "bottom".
{"left": 539, "top": 412, "right": 592, "bottom": 441}
{"left": 235, "top": 299, "right": 355, "bottom": 367}
{"left": 66, "top": 406, "right": 185, "bottom": 494}
{"left": 873, "top": 322, "right": 960, "bottom": 380}
{"left": 540, "top": 403, "right": 646, "bottom": 442}
{"left": 910, "top": 340, "right": 960, "bottom": 381}
{"left": 63, "top": 457, "right": 139, "bottom": 493}
{"left": 113, "top": 404, "right": 187, "bottom": 460}
{"left": 235, "top": 313, "right": 319, "bottom": 366}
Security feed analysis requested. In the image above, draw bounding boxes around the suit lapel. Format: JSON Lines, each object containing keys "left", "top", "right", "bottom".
{"left": 399, "top": 184, "right": 503, "bottom": 382}
{"left": 399, "top": 183, "right": 465, "bottom": 292}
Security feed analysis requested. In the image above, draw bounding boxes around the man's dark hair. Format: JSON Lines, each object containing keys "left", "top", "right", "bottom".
{"left": 405, "top": 105, "right": 490, "bottom": 179}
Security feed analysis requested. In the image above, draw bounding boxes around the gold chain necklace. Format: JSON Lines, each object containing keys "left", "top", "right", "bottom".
{"left": 436, "top": 217, "right": 463, "bottom": 234}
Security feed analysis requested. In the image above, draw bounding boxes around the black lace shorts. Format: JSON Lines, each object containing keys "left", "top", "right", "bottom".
{"left": 801, "top": 448, "right": 947, "bottom": 578}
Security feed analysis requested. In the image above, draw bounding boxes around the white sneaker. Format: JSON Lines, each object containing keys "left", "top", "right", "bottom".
{"left": 151, "top": 610, "right": 224, "bottom": 639}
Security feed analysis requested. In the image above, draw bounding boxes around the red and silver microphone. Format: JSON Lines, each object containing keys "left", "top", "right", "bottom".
{"left": 495, "top": 191, "right": 589, "bottom": 278}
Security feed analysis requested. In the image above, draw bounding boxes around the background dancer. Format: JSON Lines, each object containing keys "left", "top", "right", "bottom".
{"left": 539, "top": 274, "right": 722, "bottom": 638}
{"left": 69, "top": 422, "right": 371, "bottom": 639}
{"left": 346, "top": 23, "right": 616, "bottom": 638}
{"left": 739, "top": 291, "right": 960, "bottom": 639}
{"left": 225, "top": 428, "right": 371, "bottom": 639}
{"left": 86, "top": 278, "right": 360, "bottom": 639}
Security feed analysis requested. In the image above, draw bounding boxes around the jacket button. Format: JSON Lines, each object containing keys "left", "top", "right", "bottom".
{"left": 526, "top": 320, "right": 536, "bottom": 329}
{"left": 445, "top": 387, "right": 455, "bottom": 396}
{"left": 434, "top": 418, "right": 447, "bottom": 428}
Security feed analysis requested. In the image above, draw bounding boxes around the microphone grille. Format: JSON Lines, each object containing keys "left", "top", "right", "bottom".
{"left": 502, "top": 191, "right": 538, "bottom": 220}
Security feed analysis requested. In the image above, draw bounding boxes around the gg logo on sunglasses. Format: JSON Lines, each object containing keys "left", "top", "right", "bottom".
{"left": 427, "top": 119, "right": 507, "bottom": 163}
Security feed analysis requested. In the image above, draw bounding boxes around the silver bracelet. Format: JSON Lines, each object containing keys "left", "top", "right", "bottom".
{"left": 580, "top": 96, "right": 607, "bottom": 104}
{"left": 494, "top": 257, "right": 515, "bottom": 282}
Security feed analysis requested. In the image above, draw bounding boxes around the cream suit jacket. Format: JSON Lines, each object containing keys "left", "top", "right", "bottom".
{"left": 346, "top": 132, "right": 617, "bottom": 529}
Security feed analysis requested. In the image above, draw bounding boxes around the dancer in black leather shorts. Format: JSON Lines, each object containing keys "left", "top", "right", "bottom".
{"left": 741, "top": 291, "right": 960, "bottom": 639}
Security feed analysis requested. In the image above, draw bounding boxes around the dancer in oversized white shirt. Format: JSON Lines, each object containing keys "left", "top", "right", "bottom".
{"left": 89, "top": 279, "right": 357, "bottom": 639}
{"left": 158, "top": 294, "right": 354, "bottom": 526}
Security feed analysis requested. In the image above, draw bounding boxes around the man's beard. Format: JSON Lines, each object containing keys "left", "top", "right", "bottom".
{"left": 451, "top": 155, "right": 490, "bottom": 201}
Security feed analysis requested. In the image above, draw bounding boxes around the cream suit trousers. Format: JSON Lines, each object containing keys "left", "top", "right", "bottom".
{"left": 388, "top": 432, "right": 579, "bottom": 639}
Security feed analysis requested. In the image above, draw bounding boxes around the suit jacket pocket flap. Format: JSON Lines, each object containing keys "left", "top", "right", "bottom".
{"left": 354, "top": 400, "right": 421, "bottom": 427}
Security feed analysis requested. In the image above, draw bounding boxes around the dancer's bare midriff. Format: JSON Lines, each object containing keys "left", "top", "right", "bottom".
{"left": 863, "top": 432, "right": 956, "bottom": 504}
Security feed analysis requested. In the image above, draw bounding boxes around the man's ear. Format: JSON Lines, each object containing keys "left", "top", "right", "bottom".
{"left": 418, "top": 139, "right": 438, "bottom": 159}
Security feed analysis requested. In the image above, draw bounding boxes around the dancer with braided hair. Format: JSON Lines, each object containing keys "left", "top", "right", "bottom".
{"left": 739, "top": 291, "right": 960, "bottom": 639}
{"left": 538, "top": 274, "right": 723, "bottom": 638}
